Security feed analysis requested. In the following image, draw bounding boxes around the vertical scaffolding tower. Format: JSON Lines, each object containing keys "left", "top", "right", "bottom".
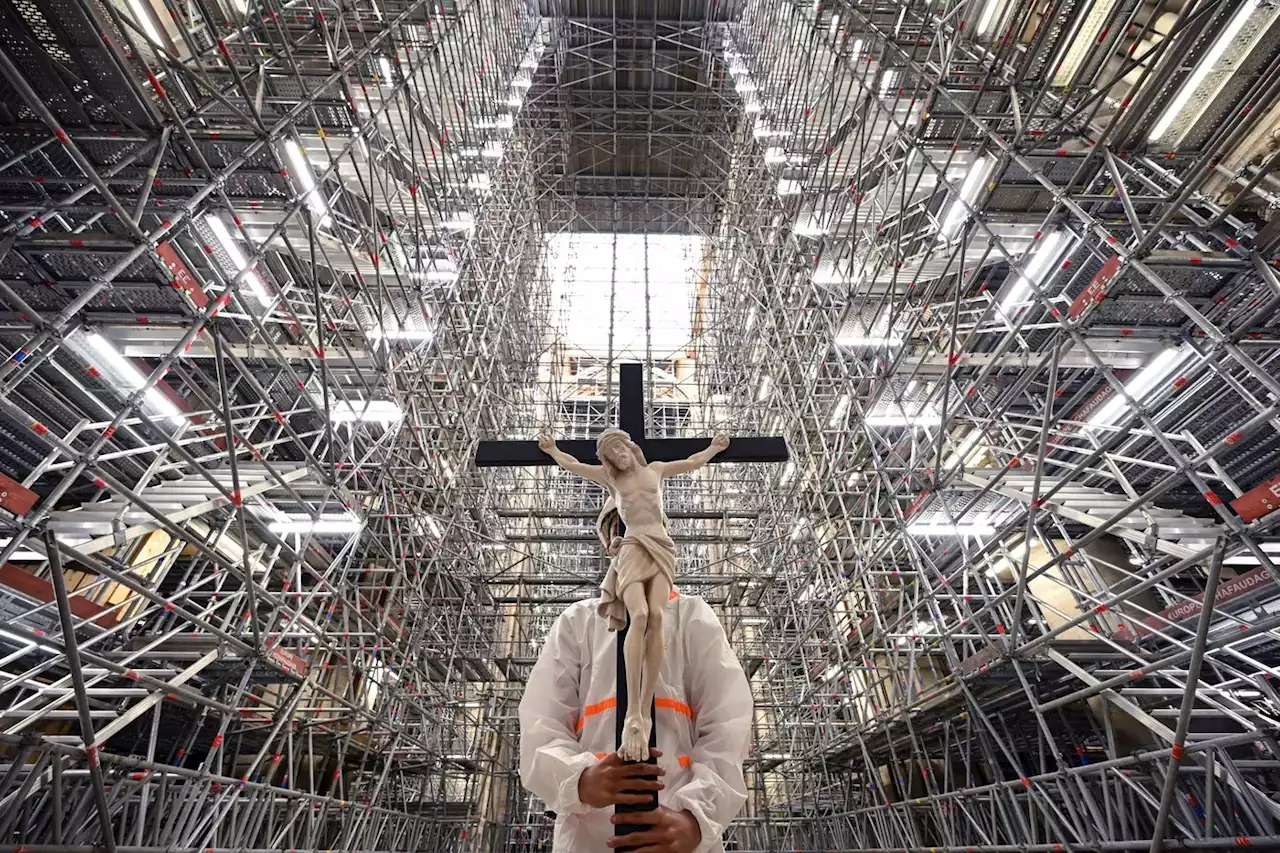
{"left": 708, "top": 0, "right": 1280, "bottom": 850}
{"left": 0, "top": 0, "right": 1278, "bottom": 851}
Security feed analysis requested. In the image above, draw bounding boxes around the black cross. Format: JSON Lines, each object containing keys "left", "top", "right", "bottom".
{"left": 476, "top": 363, "right": 787, "bottom": 850}
{"left": 475, "top": 363, "right": 789, "bottom": 468}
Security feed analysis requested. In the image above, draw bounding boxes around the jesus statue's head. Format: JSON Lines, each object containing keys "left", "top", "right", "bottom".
{"left": 597, "top": 428, "right": 646, "bottom": 477}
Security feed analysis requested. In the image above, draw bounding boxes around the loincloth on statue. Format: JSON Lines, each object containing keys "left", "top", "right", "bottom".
{"left": 597, "top": 531, "right": 677, "bottom": 632}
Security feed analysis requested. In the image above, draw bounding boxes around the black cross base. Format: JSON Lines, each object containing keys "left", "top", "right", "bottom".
{"left": 613, "top": 612, "right": 659, "bottom": 851}
{"left": 475, "top": 362, "right": 788, "bottom": 849}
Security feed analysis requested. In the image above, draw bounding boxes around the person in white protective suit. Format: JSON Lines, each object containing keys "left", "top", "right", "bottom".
{"left": 518, "top": 590, "right": 753, "bottom": 853}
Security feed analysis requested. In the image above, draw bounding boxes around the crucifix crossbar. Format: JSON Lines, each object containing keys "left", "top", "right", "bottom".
{"left": 474, "top": 362, "right": 787, "bottom": 851}
{"left": 475, "top": 363, "right": 789, "bottom": 468}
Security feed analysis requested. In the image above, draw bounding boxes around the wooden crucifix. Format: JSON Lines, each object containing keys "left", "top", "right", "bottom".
{"left": 477, "top": 362, "right": 787, "bottom": 850}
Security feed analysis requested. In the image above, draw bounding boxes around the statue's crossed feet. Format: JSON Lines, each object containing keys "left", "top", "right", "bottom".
{"left": 618, "top": 715, "right": 650, "bottom": 762}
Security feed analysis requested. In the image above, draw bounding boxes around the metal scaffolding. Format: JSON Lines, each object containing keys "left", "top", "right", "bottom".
{"left": 0, "top": 0, "right": 1279, "bottom": 850}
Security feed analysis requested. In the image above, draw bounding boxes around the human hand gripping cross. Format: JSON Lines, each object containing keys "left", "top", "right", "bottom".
{"left": 607, "top": 806, "right": 702, "bottom": 853}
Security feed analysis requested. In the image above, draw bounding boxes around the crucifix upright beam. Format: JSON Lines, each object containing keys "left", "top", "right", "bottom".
{"left": 476, "top": 362, "right": 788, "bottom": 850}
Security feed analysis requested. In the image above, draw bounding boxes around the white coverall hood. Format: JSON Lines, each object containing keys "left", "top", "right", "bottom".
{"left": 518, "top": 593, "right": 753, "bottom": 852}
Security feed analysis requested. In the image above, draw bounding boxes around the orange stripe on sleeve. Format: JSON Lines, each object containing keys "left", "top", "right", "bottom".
{"left": 655, "top": 697, "right": 695, "bottom": 720}
{"left": 677, "top": 755, "right": 692, "bottom": 768}
{"left": 575, "top": 696, "right": 618, "bottom": 732}
{"left": 669, "top": 587, "right": 680, "bottom": 600}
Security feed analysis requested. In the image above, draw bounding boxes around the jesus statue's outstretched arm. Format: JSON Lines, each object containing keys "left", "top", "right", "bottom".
{"left": 538, "top": 434, "right": 610, "bottom": 487}
{"left": 656, "top": 433, "right": 730, "bottom": 478}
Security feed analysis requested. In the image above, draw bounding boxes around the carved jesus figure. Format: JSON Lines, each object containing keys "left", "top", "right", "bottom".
{"left": 537, "top": 428, "right": 729, "bottom": 760}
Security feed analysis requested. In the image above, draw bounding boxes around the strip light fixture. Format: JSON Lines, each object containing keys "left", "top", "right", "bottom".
{"left": 938, "top": 155, "right": 991, "bottom": 241}
{"left": 907, "top": 520, "right": 997, "bottom": 537}
{"left": 0, "top": 538, "right": 46, "bottom": 560}
{"left": 0, "top": 627, "right": 56, "bottom": 653}
{"left": 126, "top": 0, "right": 166, "bottom": 45}
{"left": 283, "top": 140, "right": 332, "bottom": 226}
{"left": 329, "top": 400, "right": 404, "bottom": 423}
{"left": 441, "top": 212, "right": 476, "bottom": 232}
{"left": 82, "top": 331, "right": 186, "bottom": 423}
{"left": 865, "top": 406, "right": 942, "bottom": 427}
{"left": 976, "top": 0, "right": 1001, "bottom": 35}
{"left": 414, "top": 257, "right": 459, "bottom": 284}
{"left": 1087, "top": 346, "right": 1192, "bottom": 428}
{"left": 368, "top": 326, "right": 433, "bottom": 343}
{"left": 997, "top": 229, "right": 1074, "bottom": 316}
{"left": 204, "top": 215, "right": 272, "bottom": 306}
{"left": 835, "top": 317, "right": 903, "bottom": 348}
{"left": 829, "top": 394, "right": 850, "bottom": 427}
{"left": 268, "top": 513, "right": 364, "bottom": 535}
{"left": 1149, "top": 2, "right": 1257, "bottom": 142}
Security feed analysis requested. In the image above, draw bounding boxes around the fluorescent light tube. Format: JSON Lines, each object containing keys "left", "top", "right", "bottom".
{"left": 84, "top": 331, "right": 186, "bottom": 423}
{"left": 757, "top": 374, "right": 773, "bottom": 401}
{"left": 829, "top": 394, "right": 850, "bottom": 427}
{"left": 283, "top": 140, "right": 332, "bottom": 226}
{"left": 942, "top": 431, "right": 983, "bottom": 471}
{"left": 753, "top": 123, "right": 790, "bottom": 140}
{"left": 907, "top": 521, "right": 996, "bottom": 536}
{"left": 998, "top": 230, "right": 1071, "bottom": 315}
{"left": 0, "top": 538, "right": 46, "bottom": 560}
{"left": 329, "top": 400, "right": 403, "bottom": 423}
{"left": 977, "top": 0, "right": 1001, "bottom": 34}
{"left": 793, "top": 216, "right": 828, "bottom": 236}
{"left": 269, "top": 515, "right": 363, "bottom": 534}
{"left": 441, "top": 212, "right": 476, "bottom": 232}
{"left": 127, "top": 0, "right": 166, "bottom": 45}
{"left": 1087, "top": 346, "right": 1190, "bottom": 428}
{"left": 879, "top": 69, "right": 898, "bottom": 97}
{"left": 378, "top": 56, "right": 394, "bottom": 83}
{"left": 415, "top": 258, "right": 458, "bottom": 283}
{"left": 478, "top": 114, "right": 515, "bottom": 130}
{"left": 1149, "top": 3, "right": 1255, "bottom": 142}
{"left": 0, "top": 627, "right": 56, "bottom": 652}
{"left": 776, "top": 179, "right": 804, "bottom": 196}
{"left": 1050, "top": 0, "right": 1120, "bottom": 85}
{"left": 895, "top": 619, "right": 939, "bottom": 645}
{"left": 781, "top": 461, "right": 796, "bottom": 485}
{"left": 204, "top": 215, "right": 272, "bottom": 307}
{"left": 865, "top": 409, "right": 942, "bottom": 427}
{"left": 836, "top": 334, "right": 902, "bottom": 347}
{"left": 938, "top": 155, "right": 991, "bottom": 240}
{"left": 368, "top": 326, "right": 432, "bottom": 342}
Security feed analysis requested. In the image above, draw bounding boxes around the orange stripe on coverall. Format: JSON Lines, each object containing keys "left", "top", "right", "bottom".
{"left": 575, "top": 695, "right": 693, "bottom": 732}
{"left": 655, "top": 697, "right": 694, "bottom": 720}
{"left": 575, "top": 697, "right": 617, "bottom": 732}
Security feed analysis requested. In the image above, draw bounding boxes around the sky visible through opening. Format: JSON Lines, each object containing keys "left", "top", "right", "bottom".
{"left": 546, "top": 233, "right": 705, "bottom": 359}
